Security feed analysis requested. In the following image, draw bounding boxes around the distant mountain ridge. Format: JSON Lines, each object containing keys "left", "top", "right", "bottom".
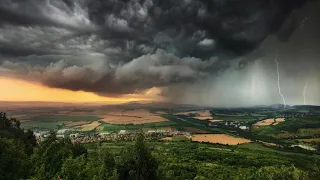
{"left": 0, "top": 101, "right": 319, "bottom": 109}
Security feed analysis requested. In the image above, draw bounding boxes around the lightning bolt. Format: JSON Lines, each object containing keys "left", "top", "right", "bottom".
{"left": 300, "top": 16, "right": 308, "bottom": 28}
{"left": 275, "top": 52, "right": 286, "bottom": 108}
{"left": 303, "top": 81, "right": 308, "bottom": 105}
{"left": 300, "top": 12, "right": 315, "bottom": 29}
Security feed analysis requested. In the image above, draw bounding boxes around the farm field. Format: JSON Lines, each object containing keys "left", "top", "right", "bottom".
{"left": 238, "top": 143, "right": 280, "bottom": 152}
{"left": 17, "top": 108, "right": 172, "bottom": 131}
{"left": 273, "top": 118, "right": 286, "bottom": 125}
{"left": 237, "top": 143, "right": 314, "bottom": 156}
{"left": 298, "top": 128, "right": 320, "bottom": 137}
{"left": 97, "top": 121, "right": 177, "bottom": 132}
{"left": 209, "top": 119, "right": 224, "bottom": 122}
{"left": 191, "top": 134, "right": 251, "bottom": 145}
{"left": 9, "top": 102, "right": 320, "bottom": 152}
{"left": 298, "top": 138, "right": 320, "bottom": 143}
{"left": 181, "top": 127, "right": 211, "bottom": 133}
{"left": 160, "top": 137, "right": 172, "bottom": 141}
{"left": 253, "top": 117, "right": 320, "bottom": 139}
{"left": 101, "top": 109, "right": 168, "bottom": 124}
{"left": 64, "top": 121, "right": 89, "bottom": 128}
{"left": 75, "top": 121, "right": 101, "bottom": 131}
{"left": 253, "top": 118, "right": 285, "bottom": 128}
{"left": 20, "top": 114, "right": 101, "bottom": 130}
{"left": 174, "top": 110, "right": 213, "bottom": 120}
{"left": 210, "top": 114, "right": 258, "bottom": 122}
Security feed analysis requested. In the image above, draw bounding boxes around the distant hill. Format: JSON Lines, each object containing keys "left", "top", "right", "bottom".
{"left": 0, "top": 101, "right": 105, "bottom": 108}
{"left": 0, "top": 101, "right": 204, "bottom": 110}
{"left": 1, "top": 101, "right": 318, "bottom": 110}
{"left": 101, "top": 101, "right": 207, "bottom": 111}
{"left": 293, "top": 105, "right": 320, "bottom": 110}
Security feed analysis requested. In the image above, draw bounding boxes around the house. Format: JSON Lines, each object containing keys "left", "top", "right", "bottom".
{"left": 57, "top": 129, "right": 69, "bottom": 134}
{"left": 69, "top": 133, "right": 80, "bottom": 138}
{"left": 209, "top": 122, "right": 219, "bottom": 127}
{"left": 34, "top": 132, "right": 41, "bottom": 138}
{"left": 56, "top": 134, "right": 65, "bottom": 138}
{"left": 147, "top": 129, "right": 167, "bottom": 134}
{"left": 239, "top": 126, "right": 249, "bottom": 130}
{"left": 34, "top": 131, "right": 50, "bottom": 138}
{"left": 147, "top": 130, "right": 156, "bottom": 134}
{"left": 119, "top": 130, "right": 128, "bottom": 135}
{"left": 99, "top": 132, "right": 111, "bottom": 137}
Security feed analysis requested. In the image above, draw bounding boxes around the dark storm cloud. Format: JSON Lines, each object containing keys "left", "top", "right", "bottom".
{"left": 0, "top": 0, "right": 318, "bottom": 98}
{"left": 0, "top": 1, "right": 53, "bottom": 27}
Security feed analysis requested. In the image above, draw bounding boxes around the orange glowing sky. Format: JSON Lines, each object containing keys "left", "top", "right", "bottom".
{"left": 0, "top": 77, "right": 162, "bottom": 104}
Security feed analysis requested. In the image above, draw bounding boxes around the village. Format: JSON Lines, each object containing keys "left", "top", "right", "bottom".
{"left": 208, "top": 120, "right": 250, "bottom": 130}
{"left": 33, "top": 128, "right": 193, "bottom": 143}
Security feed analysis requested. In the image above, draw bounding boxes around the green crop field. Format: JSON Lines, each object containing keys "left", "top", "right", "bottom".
{"left": 252, "top": 117, "right": 320, "bottom": 138}
{"left": 212, "top": 115, "right": 258, "bottom": 122}
{"left": 20, "top": 114, "right": 101, "bottom": 130}
{"left": 97, "top": 121, "right": 177, "bottom": 132}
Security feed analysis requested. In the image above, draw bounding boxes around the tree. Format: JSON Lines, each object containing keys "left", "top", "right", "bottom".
{"left": 253, "top": 165, "right": 306, "bottom": 180}
{"left": 59, "top": 155, "right": 87, "bottom": 180}
{"left": 117, "top": 131, "right": 158, "bottom": 180}
{"left": 32, "top": 132, "right": 87, "bottom": 179}
{"left": 0, "top": 112, "right": 36, "bottom": 155}
{"left": 84, "top": 147, "right": 117, "bottom": 179}
{"left": 0, "top": 138, "right": 30, "bottom": 180}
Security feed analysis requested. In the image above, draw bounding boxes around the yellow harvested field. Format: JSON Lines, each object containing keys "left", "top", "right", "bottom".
{"left": 253, "top": 118, "right": 285, "bottom": 127}
{"left": 161, "top": 137, "right": 172, "bottom": 141}
{"left": 101, "top": 109, "right": 168, "bottom": 124}
{"left": 77, "top": 121, "right": 101, "bottom": 131}
{"left": 254, "top": 118, "right": 275, "bottom": 126}
{"left": 192, "top": 134, "right": 251, "bottom": 145}
{"left": 194, "top": 116, "right": 213, "bottom": 120}
{"left": 273, "top": 118, "right": 285, "bottom": 125}
{"left": 209, "top": 120, "right": 224, "bottom": 123}
{"left": 101, "top": 115, "right": 167, "bottom": 124}
{"left": 65, "top": 121, "right": 89, "bottom": 127}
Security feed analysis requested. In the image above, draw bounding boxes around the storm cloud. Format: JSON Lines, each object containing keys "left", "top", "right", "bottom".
{"left": 0, "top": 0, "right": 319, "bottom": 105}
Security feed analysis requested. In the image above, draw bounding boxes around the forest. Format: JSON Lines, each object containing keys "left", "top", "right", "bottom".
{"left": 1, "top": 112, "right": 320, "bottom": 180}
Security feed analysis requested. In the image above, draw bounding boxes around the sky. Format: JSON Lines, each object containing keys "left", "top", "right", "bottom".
{"left": 0, "top": 0, "right": 319, "bottom": 106}
{"left": 0, "top": 77, "right": 162, "bottom": 103}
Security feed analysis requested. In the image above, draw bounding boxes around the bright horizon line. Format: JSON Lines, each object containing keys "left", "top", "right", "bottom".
{"left": 0, "top": 77, "right": 163, "bottom": 103}
{"left": 0, "top": 100, "right": 317, "bottom": 107}
{"left": 0, "top": 100, "right": 158, "bottom": 104}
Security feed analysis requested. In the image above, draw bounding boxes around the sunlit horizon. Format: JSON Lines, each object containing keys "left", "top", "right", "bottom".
{"left": 0, "top": 77, "right": 162, "bottom": 104}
